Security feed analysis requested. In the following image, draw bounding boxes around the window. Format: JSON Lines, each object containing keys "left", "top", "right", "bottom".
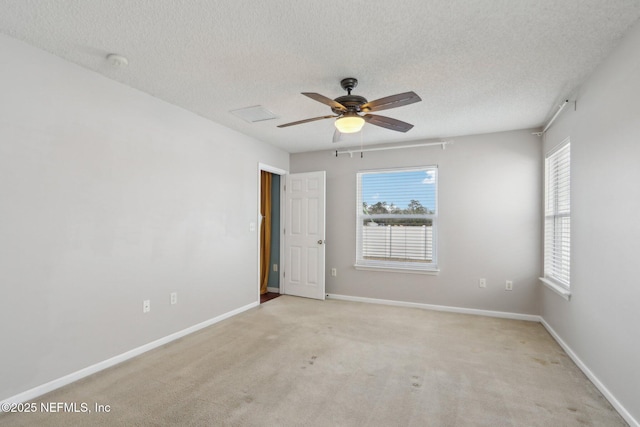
{"left": 356, "top": 166, "right": 438, "bottom": 272}
{"left": 543, "top": 140, "right": 571, "bottom": 289}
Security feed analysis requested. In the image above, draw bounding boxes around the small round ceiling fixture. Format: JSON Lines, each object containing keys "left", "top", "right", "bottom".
{"left": 106, "top": 53, "right": 128, "bottom": 67}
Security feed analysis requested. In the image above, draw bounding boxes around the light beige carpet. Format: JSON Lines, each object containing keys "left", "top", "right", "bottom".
{"left": 0, "top": 296, "right": 627, "bottom": 426}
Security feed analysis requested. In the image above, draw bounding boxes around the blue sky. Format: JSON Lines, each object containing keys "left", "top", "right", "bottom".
{"left": 361, "top": 169, "right": 436, "bottom": 211}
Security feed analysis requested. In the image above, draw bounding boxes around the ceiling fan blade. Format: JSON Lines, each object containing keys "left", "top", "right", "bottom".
{"left": 364, "top": 114, "right": 414, "bottom": 132}
{"left": 277, "top": 115, "right": 337, "bottom": 128}
{"left": 302, "top": 93, "right": 348, "bottom": 112}
{"left": 360, "top": 91, "right": 421, "bottom": 112}
{"left": 332, "top": 129, "right": 342, "bottom": 143}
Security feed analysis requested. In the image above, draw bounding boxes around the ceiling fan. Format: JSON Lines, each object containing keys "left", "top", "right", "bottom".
{"left": 277, "top": 78, "right": 421, "bottom": 142}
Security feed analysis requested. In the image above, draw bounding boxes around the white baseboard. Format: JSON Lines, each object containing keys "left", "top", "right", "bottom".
{"left": 539, "top": 318, "right": 639, "bottom": 427}
{"left": 326, "top": 293, "right": 540, "bottom": 322}
{"left": 266, "top": 287, "right": 279, "bottom": 293}
{"left": 1, "top": 301, "right": 258, "bottom": 405}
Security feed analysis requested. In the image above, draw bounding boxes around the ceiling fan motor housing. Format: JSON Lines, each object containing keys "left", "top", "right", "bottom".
{"left": 332, "top": 95, "right": 368, "bottom": 114}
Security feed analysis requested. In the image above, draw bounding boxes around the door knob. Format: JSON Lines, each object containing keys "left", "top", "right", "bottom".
{"left": 317, "top": 240, "right": 324, "bottom": 244}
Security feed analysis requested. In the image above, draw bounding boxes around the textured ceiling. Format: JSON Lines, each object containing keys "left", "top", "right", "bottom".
{"left": 1, "top": 1, "right": 640, "bottom": 153}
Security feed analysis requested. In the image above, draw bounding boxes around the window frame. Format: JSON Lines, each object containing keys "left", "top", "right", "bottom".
{"left": 355, "top": 166, "right": 439, "bottom": 274}
{"left": 541, "top": 138, "right": 571, "bottom": 295}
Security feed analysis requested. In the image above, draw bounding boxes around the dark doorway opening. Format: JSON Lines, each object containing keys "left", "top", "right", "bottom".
{"left": 260, "top": 292, "right": 280, "bottom": 304}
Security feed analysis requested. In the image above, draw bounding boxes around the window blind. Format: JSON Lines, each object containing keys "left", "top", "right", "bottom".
{"left": 544, "top": 142, "right": 571, "bottom": 288}
{"left": 356, "top": 167, "right": 438, "bottom": 271}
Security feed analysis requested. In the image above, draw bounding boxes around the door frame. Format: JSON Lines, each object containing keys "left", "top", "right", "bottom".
{"left": 257, "top": 163, "right": 287, "bottom": 301}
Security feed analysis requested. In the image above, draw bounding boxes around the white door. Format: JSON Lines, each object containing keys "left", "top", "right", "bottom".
{"left": 284, "top": 171, "right": 326, "bottom": 300}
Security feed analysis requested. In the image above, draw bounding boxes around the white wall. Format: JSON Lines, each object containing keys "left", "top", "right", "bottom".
{"left": 291, "top": 129, "right": 542, "bottom": 315}
{"left": 541, "top": 20, "right": 640, "bottom": 424}
{"left": 0, "top": 34, "right": 289, "bottom": 400}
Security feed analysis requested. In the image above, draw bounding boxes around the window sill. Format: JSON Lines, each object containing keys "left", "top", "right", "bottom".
{"left": 539, "top": 277, "right": 571, "bottom": 301}
{"left": 354, "top": 264, "right": 440, "bottom": 275}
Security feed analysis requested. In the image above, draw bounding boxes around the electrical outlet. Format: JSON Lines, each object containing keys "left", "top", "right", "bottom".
{"left": 143, "top": 300, "right": 151, "bottom": 313}
{"left": 170, "top": 292, "right": 177, "bottom": 305}
{"left": 331, "top": 268, "right": 337, "bottom": 277}
{"left": 479, "top": 278, "right": 487, "bottom": 288}
{"left": 505, "top": 280, "right": 513, "bottom": 291}
{"left": 273, "top": 264, "right": 278, "bottom": 272}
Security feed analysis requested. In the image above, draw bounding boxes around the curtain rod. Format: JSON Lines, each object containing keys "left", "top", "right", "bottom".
{"left": 533, "top": 99, "right": 570, "bottom": 136}
{"left": 543, "top": 99, "right": 569, "bottom": 133}
{"left": 333, "top": 141, "right": 449, "bottom": 157}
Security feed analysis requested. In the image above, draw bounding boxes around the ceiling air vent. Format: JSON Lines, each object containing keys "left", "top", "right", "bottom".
{"left": 230, "top": 105, "right": 278, "bottom": 123}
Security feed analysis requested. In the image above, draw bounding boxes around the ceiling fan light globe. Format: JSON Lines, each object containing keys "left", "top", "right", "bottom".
{"left": 335, "top": 116, "right": 365, "bottom": 133}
